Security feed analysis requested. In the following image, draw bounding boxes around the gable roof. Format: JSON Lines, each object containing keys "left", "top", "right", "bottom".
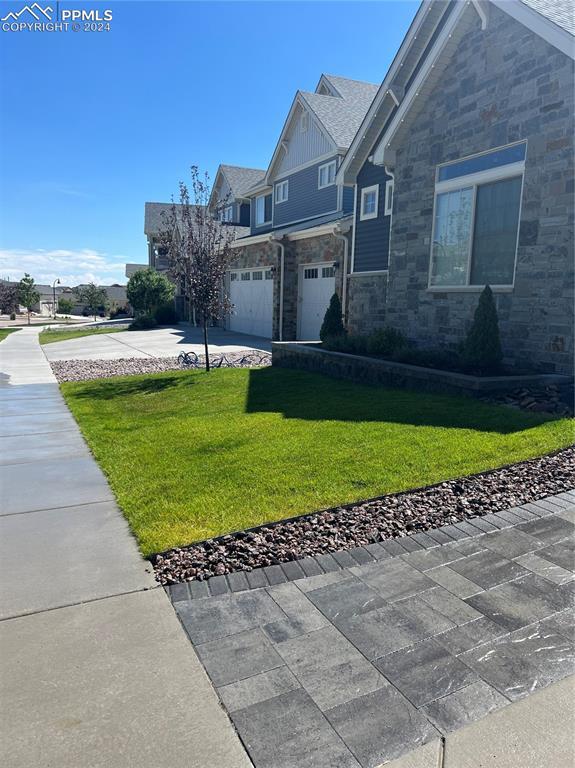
{"left": 144, "top": 201, "right": 249, "bottom": 240}
{"left": 263, "top": 73, "right": 379, "bottom": 185}
{"left": 338, "top": 0, "right": 574, "bottom": 184}
{"left": 218, "top": 165, "right": 266, "bottom": 198}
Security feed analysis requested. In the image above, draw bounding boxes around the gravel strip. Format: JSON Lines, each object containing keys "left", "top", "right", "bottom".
{"left": 50, "top": 351, "right": 271, "bottom": 382}
{"left": 152, "top": 448, "right": 575, "bottom": 585}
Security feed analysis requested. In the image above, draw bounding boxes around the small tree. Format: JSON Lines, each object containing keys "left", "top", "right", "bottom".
{"left": 0, "top": 282, "right": 18, "bottom": 315}
{"left": 320, "top": 293, "right": 345, "bottom": 342}
{"left": 75, "top": 282, "right": 109, "bottom": 321}
{"left": 159, "top": 167, "right": 236, "bottom": 372}
{"left": 17, "top": 274, "right": 40, "bottom": 325}
{"left": 461, "top": 285, "right": 503, "bottom": 373}
{"left": 57, "top": 297, "right": 75, "bottom": 315}
{"left": 127, "top": 268, "right": 174, "bottom": 319}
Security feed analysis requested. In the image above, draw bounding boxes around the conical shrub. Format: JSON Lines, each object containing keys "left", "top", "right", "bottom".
{"left": 461, "top": 285, "right": 503, "bottom": 373}
{"left": 320, "top": 293, "right": 345, "bottom": 342}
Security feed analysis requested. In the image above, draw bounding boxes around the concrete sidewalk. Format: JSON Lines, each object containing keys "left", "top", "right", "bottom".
{"left": 0, "top": 328, "right": 251, "bottom": 767}
{"left": 43, "top": 324, "right": 272, "bottom": 361}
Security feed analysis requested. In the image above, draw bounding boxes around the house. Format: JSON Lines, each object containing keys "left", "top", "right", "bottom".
{"left": 337, "top": 0, "right": 574, "bottom": 374}
{"left": 209, "top": 164, "right": 266, "bottom": 227}
{"left": 226, "top": 74, "right": 379, "bottom": 340}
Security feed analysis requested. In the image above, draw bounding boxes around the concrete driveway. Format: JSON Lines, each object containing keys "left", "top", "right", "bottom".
{"left": 43, "top": 325, "right": 272, "bottom": 361}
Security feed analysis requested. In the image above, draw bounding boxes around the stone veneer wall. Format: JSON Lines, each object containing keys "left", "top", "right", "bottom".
{"left": 345, "top": 7, "right": 574, "bottom": 374}
{"left": 383, "top": 5, "right": 574, "bottom": 374}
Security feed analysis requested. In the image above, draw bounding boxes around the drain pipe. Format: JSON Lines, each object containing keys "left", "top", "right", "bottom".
{"left": 333, "top": 222, "right": 352, "bottom": 326}
{"left": 270, "top": 234, "right": 285, "bottom": 341}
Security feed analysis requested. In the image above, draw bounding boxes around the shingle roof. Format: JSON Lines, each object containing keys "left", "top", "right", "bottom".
{"left": 144, "top": 202, "right": 249, "bottom": 239}
{"left": 519, "top": 0, "right": 574, "bottom": 35}
{"left": 219, "top": 165, "right": 266, "bottom": 198}
{"left": 299, "top": 75, "right": 379, "bottom": 149}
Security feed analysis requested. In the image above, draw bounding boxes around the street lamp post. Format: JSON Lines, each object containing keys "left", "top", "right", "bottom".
{"left": 52, "top": 278, "right": 60, "bottom": 319}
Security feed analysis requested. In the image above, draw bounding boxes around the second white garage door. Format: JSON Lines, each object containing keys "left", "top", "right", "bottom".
{"left": 297, "top": 263, "right": 336, "bottom": 340}
{"left": 229, "top": 268, "right": 273, "bottom": 338}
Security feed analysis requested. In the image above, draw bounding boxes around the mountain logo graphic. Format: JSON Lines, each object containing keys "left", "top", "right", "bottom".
{"left": 1, "top": 3, "right": 53, "bottom": 21}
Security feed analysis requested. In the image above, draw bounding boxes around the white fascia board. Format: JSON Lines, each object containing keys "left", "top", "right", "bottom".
{"left": 285, "top": 218, "right": 353, "bottom": 242}
{"left": 336, "top": 0, "right": 436, "bottom": 185}
{"left": 492, "top": 0, "right": 575, "bottom": 59}
{"left": 208, "top": 166, "right": 225, "bottom": 209}
{"left": 230, "top": 232, "right": 272, "bottom": 248}
{"left": 372, "top": 1, "right": 468, "bottom": 167}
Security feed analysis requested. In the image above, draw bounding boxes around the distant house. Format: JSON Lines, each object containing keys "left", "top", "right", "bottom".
{"left": 227, "top": 74, "right": 379, "bottom": 340}
{"left": 338, "top": 0, "right": 574, "bottom": 373}
{"left": 209, "top": 165, "right": 266, "bottom": 227}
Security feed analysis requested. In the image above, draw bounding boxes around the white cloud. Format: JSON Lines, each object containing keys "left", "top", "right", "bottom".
{"left": 0, "top": 248, "right": 129, "bottom": 287}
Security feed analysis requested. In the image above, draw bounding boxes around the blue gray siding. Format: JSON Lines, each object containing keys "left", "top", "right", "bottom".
{"left": 273, "top": 157, "right": 339, "bottom": 227}
{"left": 239, "top": 202, "right": 250, "bottom": 227}
{"left": 343, "top": 186, "right": 354, "bottom": 214}
{"left": 353, "top": 162, "right": 393, "bottom": 272}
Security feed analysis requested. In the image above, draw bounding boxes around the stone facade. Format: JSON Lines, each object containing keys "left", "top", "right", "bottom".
{"left": 348, "top": 6, "right": 574, "bottom": 374}
{"left": 346, "top": 273, "right": 388, "bottom": 335}
{"left": 229, "top": 233, "right": 346, "bottom": 340}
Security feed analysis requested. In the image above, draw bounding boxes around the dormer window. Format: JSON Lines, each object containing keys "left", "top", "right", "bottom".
{"left": 275, "top": 180, "right": 289, "bottom": 204}
{"left": 318, "top": 160, "right": 337, "bottom": 189}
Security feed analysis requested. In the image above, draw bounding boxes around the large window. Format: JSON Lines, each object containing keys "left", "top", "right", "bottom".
{"left": 360, "top": 184, "right": 379, "bottom": 221}
{"left": 429, "top": 142, "right": 526, "bottom": 289}
{"left": 255, "top": 193, "right": 272, "bottom": 226}
{"left": 221, "top": 205, "right": 233, "bottom": 223}
{"left": 275, "top": 180, "right": 289, "bottom": 204}
{"left": 318, "top": 160, "right": 336, "bottom": 189}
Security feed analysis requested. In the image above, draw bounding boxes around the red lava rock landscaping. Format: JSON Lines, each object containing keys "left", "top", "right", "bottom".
{"left": 152, "top": 447, "right": 575, "bottom": 585}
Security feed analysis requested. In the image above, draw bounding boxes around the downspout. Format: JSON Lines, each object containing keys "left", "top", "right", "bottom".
{"left": 270, "top": 234, "right": 285, "bottom": 341}
{"left": 333, "top": 222, "right": 351, "bottom": 326}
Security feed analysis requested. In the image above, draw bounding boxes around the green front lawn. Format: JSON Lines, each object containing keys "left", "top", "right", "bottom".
{"left": 40, "top": 327, "right": 125, "bottom": 344}
{"left": 61, "top": 367, "right": 574, "bottom": 555}
{"left": 0, "top": 328, "right": 20, "bottom": 343}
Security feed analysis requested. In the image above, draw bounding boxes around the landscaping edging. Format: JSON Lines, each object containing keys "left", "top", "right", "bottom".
{"left": 153, "top": 447, "right": 575, "bottom": 585}
{"left": 271, "top": 341, "right": 573, "bottom": 399}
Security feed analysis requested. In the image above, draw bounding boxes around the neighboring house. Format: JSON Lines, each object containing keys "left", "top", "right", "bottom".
{"left": 0, "top": 280, "right": 127, "bottom": 316}
{"left": 209, "top": 165, "right": 266, "bottom": 227}
{"left": 338, "top": 0, "right": 574, "bottom": 373}
{"left": 227, "top": 74, "right": 379, "bottom": 340}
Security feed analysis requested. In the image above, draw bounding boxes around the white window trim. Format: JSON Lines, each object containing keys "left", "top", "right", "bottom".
{"left": 318, "top": 160, "right": 337, "bottom": 190}
{"left": 384, "top": 180, "right": 394, "bottom": 216}
{"left": 359, "top": 184, "right": 379, "bottom": 221}
{"left": 428, "top": 149, "right": 526, "bottom": 291}
{"left": 255, "top": 193, "right": 271, "bottom": 226}
{"left": 275, "top": 180, "right": 289, "bottom": 204}
{"left": 223, "top": 205, "right": 233, "bottom": 222}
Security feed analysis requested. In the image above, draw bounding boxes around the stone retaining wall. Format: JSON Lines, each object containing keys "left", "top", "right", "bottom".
{"left": 271, "top": 341, "right": 573, "bottom": 398}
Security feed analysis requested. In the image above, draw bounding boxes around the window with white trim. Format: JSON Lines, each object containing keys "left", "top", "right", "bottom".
{"left": 275, "top": 180, "right": 289, "bottom": 204}
{"left": 429, "top": 142, "right": 526, "bottom": 288}
{"left": 318, "top": 160, "right": 337, "bottom": 189}
{"left": 241, "top": 272, "right": 251, "bottom": 281}
{"left": 221, "top": 205, "right": 233, "bottom": 222}
{"left": 384, "top": 180, "right": 394, "bottom": 216}
{"left": 360, "top": 184, "right": 379, "bottom": 221}
{"left": 255, "top": 193, "right": 272, "bottom": 226}
{"left": 304, "top": 267, "right": 319, "bottom": 279}
{"left": 252, "top": 271, "right": 263, "bottom": 281}
{"left": 230, "top": 272, "right": 238, "bottom": 281}
{"left": 322, "top": 266, "right": 335, "bottom": 278}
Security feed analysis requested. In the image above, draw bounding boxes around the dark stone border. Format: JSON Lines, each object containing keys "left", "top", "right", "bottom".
{"left": 165, "top": 491, "right": 575, "bottom": 602}
{"left": 271, "top": 341, "right": 573, "bottom": 398}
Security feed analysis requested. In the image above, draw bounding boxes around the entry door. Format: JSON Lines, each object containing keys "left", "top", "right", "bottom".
{"left": 298, "top": 263, "right": 336, "bottom": 340}
{"left": 229, "top": 269, "right": 273, "bottom": 338}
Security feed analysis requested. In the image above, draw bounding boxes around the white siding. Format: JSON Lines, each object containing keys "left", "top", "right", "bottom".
{"left": 275, "top": 103, "right": 333, "bottom": 176}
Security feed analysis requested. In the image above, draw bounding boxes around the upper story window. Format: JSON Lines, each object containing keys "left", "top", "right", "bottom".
{"left": 221, "top": 205, "right": 233, "bottom": 223}
{"left": 429, "top": 141, "right": 527, "bottom": 289}
{"left": 318, "top": 160, "right": 337, "bottom": 189}
{"left": 360, "top": 184, "right": 379, "bottom": 221}
{"left": 384, "top": 180, "right": 394, "bottom": 216}
{"left": 255, "top": 193, "right": 272, "bottom": 226}
{"left": 275, "top": 179, "right": 289, "bottom": 204}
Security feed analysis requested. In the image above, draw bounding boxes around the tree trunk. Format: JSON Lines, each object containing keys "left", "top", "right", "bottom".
{"left": 203, "top": 317, "right": 210, "bottom": 373}
{"left": 27, "top": 310, "right": 30, "bottom": 326}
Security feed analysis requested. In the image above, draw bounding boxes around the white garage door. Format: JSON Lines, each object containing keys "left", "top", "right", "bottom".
{"left": 298, "top": 263, "right": 336, "bottom": 340}
{"left": 229, "top": 268, "right": 273, "bottom": 338}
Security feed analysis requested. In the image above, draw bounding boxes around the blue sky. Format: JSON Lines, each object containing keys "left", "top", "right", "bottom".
{"left": 0, "top": 0, "right": 418, "bottom": 286}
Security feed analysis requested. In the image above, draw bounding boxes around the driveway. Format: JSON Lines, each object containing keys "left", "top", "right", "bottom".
{"left": 43, "top": 325, "right": 272, "bottom": 361}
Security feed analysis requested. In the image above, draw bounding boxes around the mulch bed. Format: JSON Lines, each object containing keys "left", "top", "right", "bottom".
{"left": 152, "top": 447, "right": 575, "bottom": 585}
{"left": 50, "top": 352, "right": 271, "bottom": 382}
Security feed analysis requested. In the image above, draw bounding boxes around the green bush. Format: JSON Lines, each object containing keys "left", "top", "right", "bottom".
{"left": 323, "top": 334, "right": 368, "bottom": 355}
{"left": 9, "top": 313, "right": 16, "bottom": 321}
{"left": 319, "top": 293, "right": 345, "bottom": 342}
{"left": 366, "top": 327, "right": 407, "bottom": 357}
{"left": 129, "top": 315, "right": 158, "bottom": 330}
{"left": 154, "top": 303, "right": 179, "bottom": 325}
{"left": 461, "top": 286, "right": 503, "bottom": 374}
{"left": 392, "top": 347, "right": 460, "bottom": 371}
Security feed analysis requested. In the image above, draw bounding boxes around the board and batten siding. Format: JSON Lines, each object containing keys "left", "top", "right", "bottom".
{"left": 276, "top": 105, "right": 334, "bottom": 175}
{"left": 353, "top": 161, "right": 393, "bottom": 272}
{"left": 273, "top": 157, "right": 340, "bottom": 228}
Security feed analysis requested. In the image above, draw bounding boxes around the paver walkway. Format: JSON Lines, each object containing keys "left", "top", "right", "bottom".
{"left": 171, "top": 495, "right": 575, "bottom": 768}
{"left": 43, "top": 324, "right": 272, "bottom": 361}
{"left": 0, "top": 328, "right": 251, "bottom": 768}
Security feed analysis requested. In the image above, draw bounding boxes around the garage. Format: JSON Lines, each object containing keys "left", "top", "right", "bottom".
{"left": 228, "top": 268, "right": 273, "bottom": 338}
{"left": 297, "top": 262, "right": 336, "bottom": 340}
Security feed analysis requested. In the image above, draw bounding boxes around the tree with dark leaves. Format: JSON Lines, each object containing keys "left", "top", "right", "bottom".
{"left": 17, "top": 274, "right": 40, "bottom": 325}
{"left": 75, "top": 282, "right": 109, "bottom": 322}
